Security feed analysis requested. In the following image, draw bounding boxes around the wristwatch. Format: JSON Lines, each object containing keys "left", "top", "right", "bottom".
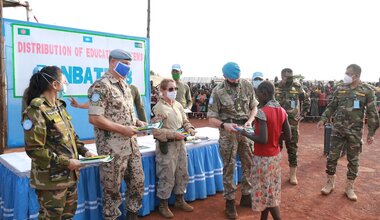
{"left": 220, "top": 122, "right": 225, "bottom": 129}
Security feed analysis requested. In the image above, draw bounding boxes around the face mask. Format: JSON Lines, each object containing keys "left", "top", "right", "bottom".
{"left": 56, "top": 78, "right": 68, "bottom": 98}
{"left": 286, "top": 77, "right": 293, "bottom": 84}
{"left": 167, "top": 91, "right": 177, "bottom": 100}
{"left": 253, "top": 80, "right": 262, "bottom": 89}
{"left": 172, "top": 73, "right": 181, "bottom": 80}
{"left": 114, "top": 61, "right": 131, "bottom": 77}
{"left": 343, "top": 74, "right": 353, "bottom": 84}
{"left": 226, "top": 79, "right": 239, "bottom": 87}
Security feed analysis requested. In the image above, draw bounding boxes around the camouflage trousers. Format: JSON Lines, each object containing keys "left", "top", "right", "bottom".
{"left": 284, "top": 119, "right": 299, "bottom": 167}
{"left": 99, "top": 151, "right": 144, "bottom": 220}
{"left": 35, "top": 184, "right": 77, "bottom": 220}
{"left": 326, "top": 127, "right": 362, "bottom": 180}
{"left": 219, "top": 129, "right": 254, "bottom": 200}
{"left": 155, "top": 140, "right": 189, "bottom": 199}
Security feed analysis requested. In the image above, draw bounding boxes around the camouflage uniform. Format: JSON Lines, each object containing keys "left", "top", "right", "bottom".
{"left": 22, "top": 96, "right": 89, "bottom": 220}
{"left": 175, "top": 80, "right": 193, "bottom": 109}
{"left": 151, "top": 97, "right": 195, "bottom": 199}
{"left": 130, "top": 84, "right": 147, "bottom": 122}
{"left": 320, "top": 83, "right": 379, "bottom": 180}
{"left": 207, "top": 79, "right": 258, "bottom": 200}
{"left": 275, "top": 81, "right": 310, "bottom": 167}
{"left": 88, "top": 72, "right": 144, "bottom": 220}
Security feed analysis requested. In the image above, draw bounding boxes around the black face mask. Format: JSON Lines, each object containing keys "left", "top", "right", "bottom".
{"left": 226, "top": 80, "right": 239, "bottom": 87}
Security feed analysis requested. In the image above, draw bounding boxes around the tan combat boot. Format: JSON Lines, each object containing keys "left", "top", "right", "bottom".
{"left": 225, "top": 199, "right": 238, "bottom": 219}
{"left": 289, "top": 167, "right": 298, "bottom": 185}
{"left": 321, "top": 174, "right": 335, "bottom": 195}
{"left": 158, "top": 199, "right": 174, "bottom": 219}
{"left": 239, "top": 194, "right": 252, "bottom": 208}
{"left": 345, "top": 179, "right": 358, "bottom": 201}
{"left": 174, "top": 194, "right": 193, "bottom": 212}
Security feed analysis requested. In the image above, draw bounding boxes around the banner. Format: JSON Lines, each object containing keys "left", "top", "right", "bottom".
{"left": 3, "top": 19, "right": 150, "bottom": 147}
{"left": 13, "top": 24, "right": 147, "bottom": 96}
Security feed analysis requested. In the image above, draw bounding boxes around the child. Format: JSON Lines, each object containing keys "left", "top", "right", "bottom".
{"left": 238, "top": 81, "right": 291, "bottom": 220}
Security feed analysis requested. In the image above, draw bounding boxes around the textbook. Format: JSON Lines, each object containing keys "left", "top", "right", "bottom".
{"left": 137, "top": 122, "right": 163, "bottom": 131}
{"left": 79, "top": 155, "right": 114, "bottom": 165}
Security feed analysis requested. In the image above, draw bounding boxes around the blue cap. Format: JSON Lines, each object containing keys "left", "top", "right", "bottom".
{"left": 252, "top": 72, "right": 264, "bottom": 80}
{"left": 110, "top": 49, "right": 132, "bottom": 60}
{"left": 32, "top": 66, "right": 40, "bottom": 74}
{"left": 222, "top": 62, "right": 241, "bottom": 80}
{"left": 171, "top": 64, "right": 181, "bottom": 71}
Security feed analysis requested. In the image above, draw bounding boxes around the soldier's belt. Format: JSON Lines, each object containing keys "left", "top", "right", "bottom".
{"left": 222, "top": 119, "right": 247, "bottom": 125}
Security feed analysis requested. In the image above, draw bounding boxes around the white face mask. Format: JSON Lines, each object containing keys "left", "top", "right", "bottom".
{"left": 252, "top": 80, "right": 263, "bottom": 89}
{"left": 343, "top": 74, "right": 353, "bottom": 84}
{"left": 167, "top": 91, "right": 177, "bottom": 101}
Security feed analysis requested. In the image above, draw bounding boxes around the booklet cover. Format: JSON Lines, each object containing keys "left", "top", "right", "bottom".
{"left": 79, "top": 155, "right": 114, "bottom": 165}
{"left": 137, "top": 122, "right": 163, "bottom": 131}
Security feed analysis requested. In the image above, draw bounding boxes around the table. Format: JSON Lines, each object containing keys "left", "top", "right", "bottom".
{"left": 0, "top": 127, "right": 242, "bottom": 220}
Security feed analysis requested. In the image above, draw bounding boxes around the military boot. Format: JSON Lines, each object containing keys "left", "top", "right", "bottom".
{"left": 225, "top": 199, "right": 238, "bottom": 219}
{"left": 289, "top": 167, "right": 298, "bottom": 185}
{"left": 239, "top": 194, "right": 252, "bottom": 208}
{"left": 158, "top": 199, "right": 174, "bottom": 219}
{"left": 345, "top": 179, "right": 358, "bottom": 201}
{"left": 174, "top": 194, "right": 193, "bottom": 212}
{"left": 321, "top": 174, "right": 335, "bottom": 195}
{"left": 125, "top": 212, "right": 138, "bottom": 220}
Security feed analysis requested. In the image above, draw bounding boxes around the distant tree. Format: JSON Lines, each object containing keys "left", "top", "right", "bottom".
{"left": 293, "top": 74, "right": 305, "bottom": 81}
{"left": 150, "top": 70, "right": 156, "bottom": 75}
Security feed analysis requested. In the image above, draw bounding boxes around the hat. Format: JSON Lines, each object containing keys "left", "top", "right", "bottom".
{"left": 110, "top": 49, "right": 132, "bottom": 60}
{"left": 222, "top": 62, "right": 241, "bottom": 80}
{"left": 252, "top": 72, "right": 264, "bottom": 80}
{"left": 171, "top": 64, "right": 181, "bottom": 71}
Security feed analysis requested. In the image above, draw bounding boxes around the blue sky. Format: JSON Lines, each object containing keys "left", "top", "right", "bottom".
{"left": 4, "top": 0, "right": 380, "bottom": 82}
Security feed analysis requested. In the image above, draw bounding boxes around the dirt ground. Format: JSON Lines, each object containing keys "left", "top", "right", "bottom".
{"left": 142, "top": 119, "right": 380, "bottom": 220}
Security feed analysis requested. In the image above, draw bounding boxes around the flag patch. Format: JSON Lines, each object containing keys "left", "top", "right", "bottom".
{"left": 134, "top": 42, "right": 143, "bottom": 48}
{"left": 18, "top": 28, "right": 30, "bottom": 36}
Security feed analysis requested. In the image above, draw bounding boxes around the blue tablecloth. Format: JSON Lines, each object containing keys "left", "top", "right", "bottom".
{"left": 0, "top": 128, "right": 243, "bottom": 219}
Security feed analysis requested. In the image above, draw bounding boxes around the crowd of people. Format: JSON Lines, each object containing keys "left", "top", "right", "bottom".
{"left": 20, "top": 47, "right": 379, "bottom": 220}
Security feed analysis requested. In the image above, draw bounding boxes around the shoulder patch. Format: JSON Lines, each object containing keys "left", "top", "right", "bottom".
{"left": 30, "top": 98, "right": 44, "bottom": 108}
{"left": 22, "top": 119, "right": 33, "bottom": 130}
{"left": 91, "top": 93, "right": 101, "bottom": 102}
{"left": 209, "top": 97, "right": 214, "bottom": 105}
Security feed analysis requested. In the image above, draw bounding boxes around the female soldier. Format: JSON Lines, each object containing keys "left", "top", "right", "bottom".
{"left": 22, "top": 66, "right": 95, "bottom": 220}
{"left": 151, "top": 78, "right": 196, "bottom": 219}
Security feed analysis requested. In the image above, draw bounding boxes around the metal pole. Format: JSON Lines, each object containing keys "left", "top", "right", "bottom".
{"left": 0, "top": 0, "right": 7, "bottom": 154}
{"left": 25, "top": 1, "right": 30, "bottom": 22}
{"left": 147, "top": 0, "right": 150, "bottom": 38}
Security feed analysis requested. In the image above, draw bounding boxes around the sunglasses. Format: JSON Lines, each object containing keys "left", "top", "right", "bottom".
{"left": 168, "top": 87, "right": 178, "bottom": 92}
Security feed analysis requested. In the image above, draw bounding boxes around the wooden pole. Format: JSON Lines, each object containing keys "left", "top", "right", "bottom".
{"left": 0, "top": 0, "right": 7, "bottom": 154}
{"left": 147, "top": 0, "right": 150, "bottom": 38}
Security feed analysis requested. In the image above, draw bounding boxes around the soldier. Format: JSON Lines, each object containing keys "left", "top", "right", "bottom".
{"left": 88, "top": 49, "right": 145, "bottom": 220}
{"left": 252, "top": 71, "right": 264, "bottom": 92}
{"left": 208, "top": 62, "right": 258, "bottom": 219}
{"left": 151, "top": 78, "right": 196, "bottom": 218}
{"left": 22, "top": 66, "right": 95, "bottom": 220}
{"left": 275, "top": 68, "right": 310, "bottom": 185}
{"left": 171, "top": 64, "right": 193, "bottom": 110}
{"left": 317, "top": 64, "right": 379, "bottom": 201}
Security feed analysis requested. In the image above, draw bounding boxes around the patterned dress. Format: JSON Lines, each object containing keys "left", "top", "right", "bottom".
{"left": 251, "top": 100, "right": 287, "bottom": 211}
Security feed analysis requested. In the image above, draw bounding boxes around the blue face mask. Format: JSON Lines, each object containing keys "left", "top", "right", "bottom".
{"left": 114, "top": 61, "right": 131, "bottom": 77}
